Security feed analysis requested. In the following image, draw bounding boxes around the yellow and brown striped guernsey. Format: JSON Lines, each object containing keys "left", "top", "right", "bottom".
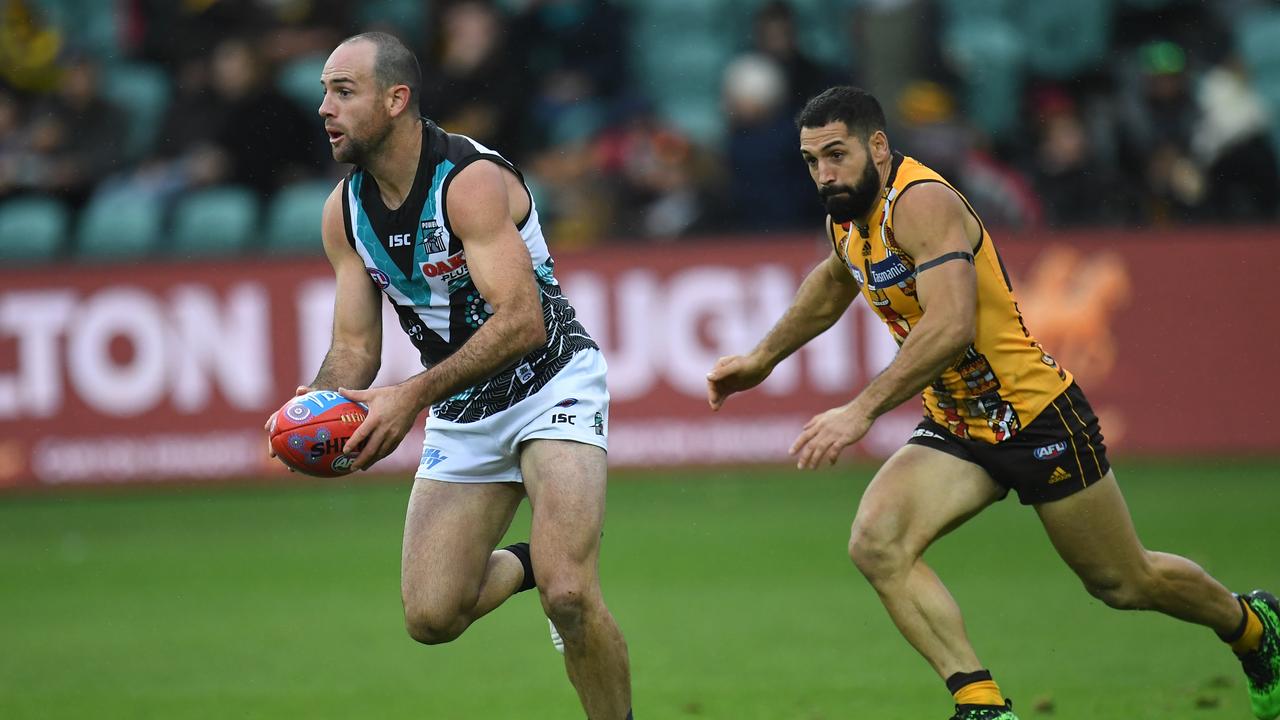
{"left": 830, "top": 153, "right": 1071, "bottom": 443}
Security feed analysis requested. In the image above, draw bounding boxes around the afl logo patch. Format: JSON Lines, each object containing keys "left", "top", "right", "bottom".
{"left": 366, "top": 267, "right": 390, "bottom": 289}
{"left": 1034, "top": 441, "right": 1068, "bottom": 460}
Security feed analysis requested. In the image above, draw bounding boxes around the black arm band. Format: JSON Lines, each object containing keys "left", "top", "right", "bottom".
{"left": 916, "top": 251, "right": 974, "bottom": 273}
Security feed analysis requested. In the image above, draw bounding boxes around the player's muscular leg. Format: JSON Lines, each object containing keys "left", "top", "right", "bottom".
{"left": 522, "top": 439, "right": 631, "bottom": 719}
{"left": 401, "top": 478, "right": 525, "bottom": 644}
{"left": 849, "top": 444, "right": 1006, "bottom": 679}
{"left": 1036, "top": 472, "right": 1242, "bottom": 634}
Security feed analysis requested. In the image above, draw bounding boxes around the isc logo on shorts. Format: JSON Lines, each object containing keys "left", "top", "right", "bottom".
{"left": 1034, "top": 441, "right": 1068, "bottom": 460}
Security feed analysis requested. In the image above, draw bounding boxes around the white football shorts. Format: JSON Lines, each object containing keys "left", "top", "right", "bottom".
{"left": 416, "top": 349, "right": 609, "bottom": 483}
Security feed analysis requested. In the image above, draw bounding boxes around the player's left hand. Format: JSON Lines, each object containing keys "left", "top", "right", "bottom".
{"left": 338, "top": 385, "right": 425, "bottom": 471}
{"left": 789, "top": 404, "right": 873, "bottom": 470}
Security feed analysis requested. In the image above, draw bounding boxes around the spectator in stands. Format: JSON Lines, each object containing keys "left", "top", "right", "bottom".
{"left": 591, "top": 102, "right": 720, "bottom": 240}
{"left": 0, "top": 88, "right": 28, "bottom": 199}
{"left": 97, "top": 56, "right": 229, "bottom": 204}
{"left": 895, "top": 80, "right": 968, "bottom": 180}
{"left": 1115, "top": 40, "right": 1206, "bottom": 223}
{"left": 722, "top": 53, "right": 813, "bottom": 232}
{"left": 420, "top": 0, "right": 529, "bottom": 157}
{"left": 1030, "top": 88, "right": 1130, "bottom": 228}
{"left": 508, "top": 0, "right": 630, "bottom": 155}
{"left": 895, "top": 80, "right": 1040, "bottom": 229}
{"left": 1193, "top": 55, "right": 1279, "bottom": 222}
{"left": 851, "top": 0, "right": 940, "bottom": 132}
{"left": 0, "top": 0, "right": 63, "bottom": 93}
{"left": 751, "top": 1, "right": 843, "bottom": 114}
{"left": 26, "top": 54, "right": 126, "bottom": 206}
{"left": 204, "top": 37, "right": 323, "bottom": 195}
{"left": 526, "top": 138, "right": 615, "bottom": 249}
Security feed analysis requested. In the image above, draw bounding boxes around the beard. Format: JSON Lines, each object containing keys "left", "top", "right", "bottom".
{"left": 819, "top": 155, "right": 882, "bottom": 223}
{"left": 333, "top": 115, "right": 393, "bottom": 166}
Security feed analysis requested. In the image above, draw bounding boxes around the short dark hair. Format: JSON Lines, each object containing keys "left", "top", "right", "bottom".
{"left": 795, "top": 86, "right": 886, "bottom": 140}
{"left": 341, "top": 31, "right": 421, "bottom": 112}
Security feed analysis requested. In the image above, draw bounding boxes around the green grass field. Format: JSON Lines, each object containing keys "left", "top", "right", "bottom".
{"left": 2, "top": 459, "right": 1277, "bottom": 719}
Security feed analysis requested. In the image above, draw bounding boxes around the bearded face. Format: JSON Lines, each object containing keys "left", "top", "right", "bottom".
{"left": 799, "top": 122, "right": 886, "bottom": 224}
{"left": 817, "top": 150, "right": 881, "bottom": 223}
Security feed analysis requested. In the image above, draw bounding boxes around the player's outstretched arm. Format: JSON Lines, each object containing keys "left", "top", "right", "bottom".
{"left": 791, "top": 183, "right": 977, "bottom": 468}
{"left": 707, "top": 236, "right": 858, "bottom": 411}
{"left": 341, "top": 161, "right": 545, "bottom": 470}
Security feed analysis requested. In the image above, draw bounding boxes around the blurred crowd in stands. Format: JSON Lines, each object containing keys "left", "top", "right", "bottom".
{"left": 0, "top": 0, "right": 1277, "bottom": 261}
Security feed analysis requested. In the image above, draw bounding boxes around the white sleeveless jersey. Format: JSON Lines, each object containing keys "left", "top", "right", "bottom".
{"left": 341, "top": 120, "right": 597, "bottom": 422}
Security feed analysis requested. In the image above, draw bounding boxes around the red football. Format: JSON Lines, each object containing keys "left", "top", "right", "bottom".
{"left": 269, "top": 390, "right": 368, "bottom": 477}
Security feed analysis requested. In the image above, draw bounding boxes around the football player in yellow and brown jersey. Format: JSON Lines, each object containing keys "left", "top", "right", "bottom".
{"left": 707, "top": 87, "right": 1280, "bottom": 720}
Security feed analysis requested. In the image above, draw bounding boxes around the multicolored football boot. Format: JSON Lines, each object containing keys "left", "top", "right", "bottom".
{"left": 949, "top": 699, "right": 1019, "bottom": 720}
{"left": 1239, "top": 590, "right": 1280, "bottom": 720}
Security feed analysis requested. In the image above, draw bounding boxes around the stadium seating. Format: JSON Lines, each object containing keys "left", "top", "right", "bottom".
{"left": 943, "top": 18, "right": 1025, "bottom": 135}
{"left": 1236, "top": 8, "right": 1280, "bottom": 161}
{"left": 628, "top": 0, "right": 738, "bottom": 144}
{"left": 30, "top": 0, "right": 121, "bottom": 60}
{"left": 265, "top": 181, "right": 332, "bottom": 255}
{"left": 278, "top": 54, "right": 328, "bottom": 117}
{"left": 75, "top": 191, "right": 164, "bottom": 260}
{"left": 103, "top": 62, "right": 171, "bottom": 161}
{"left": 0, "top": 195, "right": 69, "bottom": 262}
{"left": 1019, "top": 0, "right": 1110, "bottom": 79}
{"left": 938, "top": 0, "right": 1016, "bottom": 26}
{"left": 356, "top": 0, "right": 425, "bottom": 30}
{"left": 170, "top": 187, "right": 260, "bottom": 258}
{"left": 782, "top": 0, "right": 861, "bottom": 71}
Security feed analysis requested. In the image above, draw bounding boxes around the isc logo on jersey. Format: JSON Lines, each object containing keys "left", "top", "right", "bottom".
{"left": 422, "top": 251, "right": 468, "bottom": 283}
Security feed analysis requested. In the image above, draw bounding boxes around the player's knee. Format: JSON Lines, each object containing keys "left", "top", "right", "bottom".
{"left": 1081, "top": 568, "right": 1153, "bottom": 611}
{"left": 403, "top": 607, "right": 467, "bottom": 645}
{"left": 540, "top": 580, "right": 594, "bottom": 636}
{"left": 848, "top": 522, "right": 908, "bottom": 582}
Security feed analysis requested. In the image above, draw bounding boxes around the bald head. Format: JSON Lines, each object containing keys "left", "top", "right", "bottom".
{"left": 340, "top": 32, "right": 421, "bottom": 114}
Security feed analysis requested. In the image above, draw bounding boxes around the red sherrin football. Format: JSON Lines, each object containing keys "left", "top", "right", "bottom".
{"left": 269, "top": 390, "right": 368, "bottom": 477}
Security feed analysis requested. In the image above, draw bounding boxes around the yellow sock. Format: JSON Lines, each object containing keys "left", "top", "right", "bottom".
{"left": 1232, "top": 602, "right": 1265, "bottom": 655}
{"left": 954, "top": 679, "right": 1004, "bottom": 706}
